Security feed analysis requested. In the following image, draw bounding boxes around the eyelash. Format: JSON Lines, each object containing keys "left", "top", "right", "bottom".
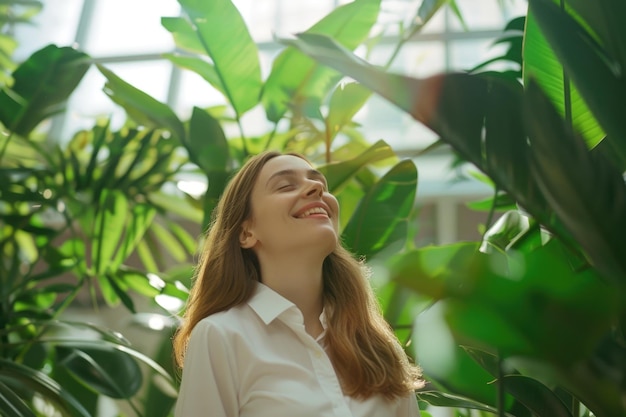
{"left": 277, "top": 181, "right": 327, "bottom": 192}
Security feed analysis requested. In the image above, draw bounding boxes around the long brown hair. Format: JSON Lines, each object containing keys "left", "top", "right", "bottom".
{"left": 172, "top": 151, "right": 423, "bottom": 399}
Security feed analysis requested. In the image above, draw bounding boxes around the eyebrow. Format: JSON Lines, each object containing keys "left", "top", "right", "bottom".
{"left": 266, "top": 169, "right": 328, "bottom": 189}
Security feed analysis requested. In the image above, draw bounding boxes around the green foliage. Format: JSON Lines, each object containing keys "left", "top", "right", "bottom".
{"left": 287, "top": 0, "right": 626, "bottom": 415}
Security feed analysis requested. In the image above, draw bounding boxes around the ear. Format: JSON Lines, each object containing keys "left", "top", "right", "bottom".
{"left": 239, "top": 222, "right": 257, "bottom": 249}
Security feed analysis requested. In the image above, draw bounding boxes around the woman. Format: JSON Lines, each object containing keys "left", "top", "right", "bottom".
{"left": 173, "top": 151, "right": 423, "bottom": 416}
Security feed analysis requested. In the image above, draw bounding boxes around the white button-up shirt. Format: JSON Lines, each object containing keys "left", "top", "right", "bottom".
{"left": 175, "top": 282, "right": 420, "bottom": 417}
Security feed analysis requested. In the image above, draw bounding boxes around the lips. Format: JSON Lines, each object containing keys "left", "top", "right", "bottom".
{"left": 294, "top": 203, "right": 330, "bottom": 219}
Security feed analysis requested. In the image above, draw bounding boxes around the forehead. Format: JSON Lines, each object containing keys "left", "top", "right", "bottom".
{"left": 257, "top": 155, "right": 314, "bottom": 182}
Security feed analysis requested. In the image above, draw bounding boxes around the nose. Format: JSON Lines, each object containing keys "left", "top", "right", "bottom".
{"left": 304, "top": 180, "right": 324, "bottom": 197}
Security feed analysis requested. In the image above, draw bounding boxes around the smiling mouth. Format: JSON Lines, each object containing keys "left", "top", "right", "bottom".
{"left": 297, "top": 207, "right": 329, "bottom": 218}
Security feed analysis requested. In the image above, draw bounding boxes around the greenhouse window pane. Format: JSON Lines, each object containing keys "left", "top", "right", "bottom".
{"left": 173, "top": 69, "right": 229, "bottom": 119}
{"left": 393, "top": 41, "right": 446, "bottom": 77}
{"left": 449, "top": 0, "right": 508, "bottom": 31}
{"left": 277, "top": 0, "right": 334, "bottom": 35}
{"left": 449, "top": 38, "right": 497, "bottom": 71}
{"left": 13, "top": 0, "right": 83, "bottom": 61}
{"left": 83, "top": 0, "right": 179, "bottom": 56}
{"left": 234, "top": 0, "right": 279, "bottom": 42}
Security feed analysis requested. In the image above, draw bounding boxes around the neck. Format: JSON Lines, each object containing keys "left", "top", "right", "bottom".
{"left": 258, "top": 253, "right": 325, "bottom": 338}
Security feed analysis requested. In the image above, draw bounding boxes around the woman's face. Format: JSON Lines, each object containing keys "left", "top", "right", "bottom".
{"left": 240, "top": 155, "right": 339, "bottom": 258}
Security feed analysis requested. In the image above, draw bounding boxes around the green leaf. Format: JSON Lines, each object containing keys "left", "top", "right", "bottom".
{"left": 389, "top": 242, "right": 479, "bottom": 299}
{"left": 140, "top": 334, "right": 177, "bottom": 417}
{"left": 56, "top": 345, "right": 142, "bottom": 399}
{"left": 462, "top": 347, "right": 573, "bottom": 417}
{"left": 527, "top": 0, "right": 626, "bottom": 167}
{"left": 50, "top": 367, "right": 98, "bottom": 416}
{"left": 265, "top": 0, "right": 381, "bottom": 122}
{"left": 325, "top": 82, "right": 372, "bottom": 141}
{"left": 117, "top": 269, "right": 160, "bottom": 298}
{"left": 524, "top": 80, "right": 626, "bottom": 283}
{"left": 417, "top": 0, "right": 450, "bottom": 25}
{"left": 106, "top": 273, "right": 136, "bottom": 312}
{"left": 0, "top": 379, "right": 35, "bottom": 417}
{"left": 187, "top": 106, "right": 229, "bottom": 173}
{"left": 111, "top": 203, "right": 156, "bottom": 270}
{"left": 92, "top": 189, "right": 128, "bottom": 275}
{"left": 97, "top": 274, "right": 120, "bottom": 307}
{"left": 165, "top": 0, "right": 262, "bottom": 117}
{"left": 98, "top": 65, "right": 186, "bottom": 140}
{"left": 161, "top": 17, "right": 205, "bottom": 54}
{"left": 341, "top": 159, "right": 417, "bottom": 259}
{"left": 502, "top": 375, "right": 574, "bottom": 417}
{"left": 0, "top": 44, "right": 90, "bottom": 137}
{"left": 163, "top": 53, "right": 224, "bottom": 94}
{"left": 318, "top": 139, "right": 395, "bottom": 194}
{"left": 481, "top": 210, "right": 530, "bottom": 253}
{"left": 563, "top": 0, "right": 626, "bottom": 73}
{"left": 412, "top": 303, "right": 508, "bottom": 408}
{"left": 166, "top": 219, "right": 198, "bottom": 254}
{"left": 149, "top": 221, "right": 188, "bottom": 263}
{"left": 0, "top": 358, "right": 90, "bottom": 417}
{"left": 416, "top": 390, "right": 507, "bottom": 416}
{"left": 523, "top": 4, "right": 605, "bottom": 148}
{"left": 137, "top": 239, "right": 160, "bottom": 272}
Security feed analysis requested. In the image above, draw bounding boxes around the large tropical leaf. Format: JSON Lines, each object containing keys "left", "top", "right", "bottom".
{"left": 0, "top": 44, "right": 90, "bottom": 137}
{"left": 417, "top": 389, "right": 509, "bottom": 416}
{"left": 341, "top": 159, "right": 417, "bottom": 259}
{"left": 523, "top": 4, "right": 605, "bottom": 148}
{"left": 325, "top": 82, "right": 372, "bottom": 142}
{"left": 411, "top": 301, "right": 511, "bottom": 409}
{"left": 56, "top": 345, "right": 143, "bottom": 399}
{"left": 524, "top": 80, "right": 626, "bottom": 285}
{"left": 502, "top": 375, "right": 573, "bottom": 417}
{"left": 527, "top": 0, "right": 626, "bottom": 168}
{"left": 462, "top": 348, "right": 574, "bottom": 417}
{"left": 187, "top": 106, "right": 231, "bottom": 226}
{"left": 262, "top": 0, "right": 381, "bottom": 122}
{"left": 162, "top": 0, "right": 262, "bottom": 117}
{"left": 562, "top": 0, "right": 626, "bottom": 74}
{"left": 0, "top": 358, "right": 90, "bottom": 417}
{"left": 318, "top": 139, "right": 395, "bottom": 193}
{"left": 98, "top": 65, "right": 186, "bottom": 140}
{"left": 0, "top": 379, "right": 35, "bottom": 417}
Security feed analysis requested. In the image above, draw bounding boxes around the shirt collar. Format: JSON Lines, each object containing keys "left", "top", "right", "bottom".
{"left": 247, "top": 282, "right": 328, "bottom": 332}
{"left": 247, "top": 282, "right": 297, "bottom": 325}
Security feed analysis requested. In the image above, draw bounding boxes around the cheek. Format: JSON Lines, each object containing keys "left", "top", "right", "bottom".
{"left": 327, "top": 195, "right": 340, "bottom": 229}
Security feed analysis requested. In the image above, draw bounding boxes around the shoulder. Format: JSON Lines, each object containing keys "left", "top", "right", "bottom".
{"left": 190, "top": 304, "right": 258, "bottom": 341}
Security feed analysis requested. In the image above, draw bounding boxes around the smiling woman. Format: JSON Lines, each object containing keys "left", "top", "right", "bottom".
{"left": 173, "top": 151, "right": 424, "bottom": 417}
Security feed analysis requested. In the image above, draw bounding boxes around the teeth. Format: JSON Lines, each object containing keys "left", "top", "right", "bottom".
{"left": 299, "top": 207, "right": 328, "bottom": 218}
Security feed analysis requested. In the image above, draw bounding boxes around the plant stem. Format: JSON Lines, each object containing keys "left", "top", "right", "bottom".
{"left": 0, "top": 131, "right": 14, "bottom": 163}
{"left": 236, "top": 117, "right": 249, "bottom": 156}
{"left": 263, "top": 124, "right": 278, "bottom": 151}
{"left": 497, "top": 354, "right": 505, "bottom": 417}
